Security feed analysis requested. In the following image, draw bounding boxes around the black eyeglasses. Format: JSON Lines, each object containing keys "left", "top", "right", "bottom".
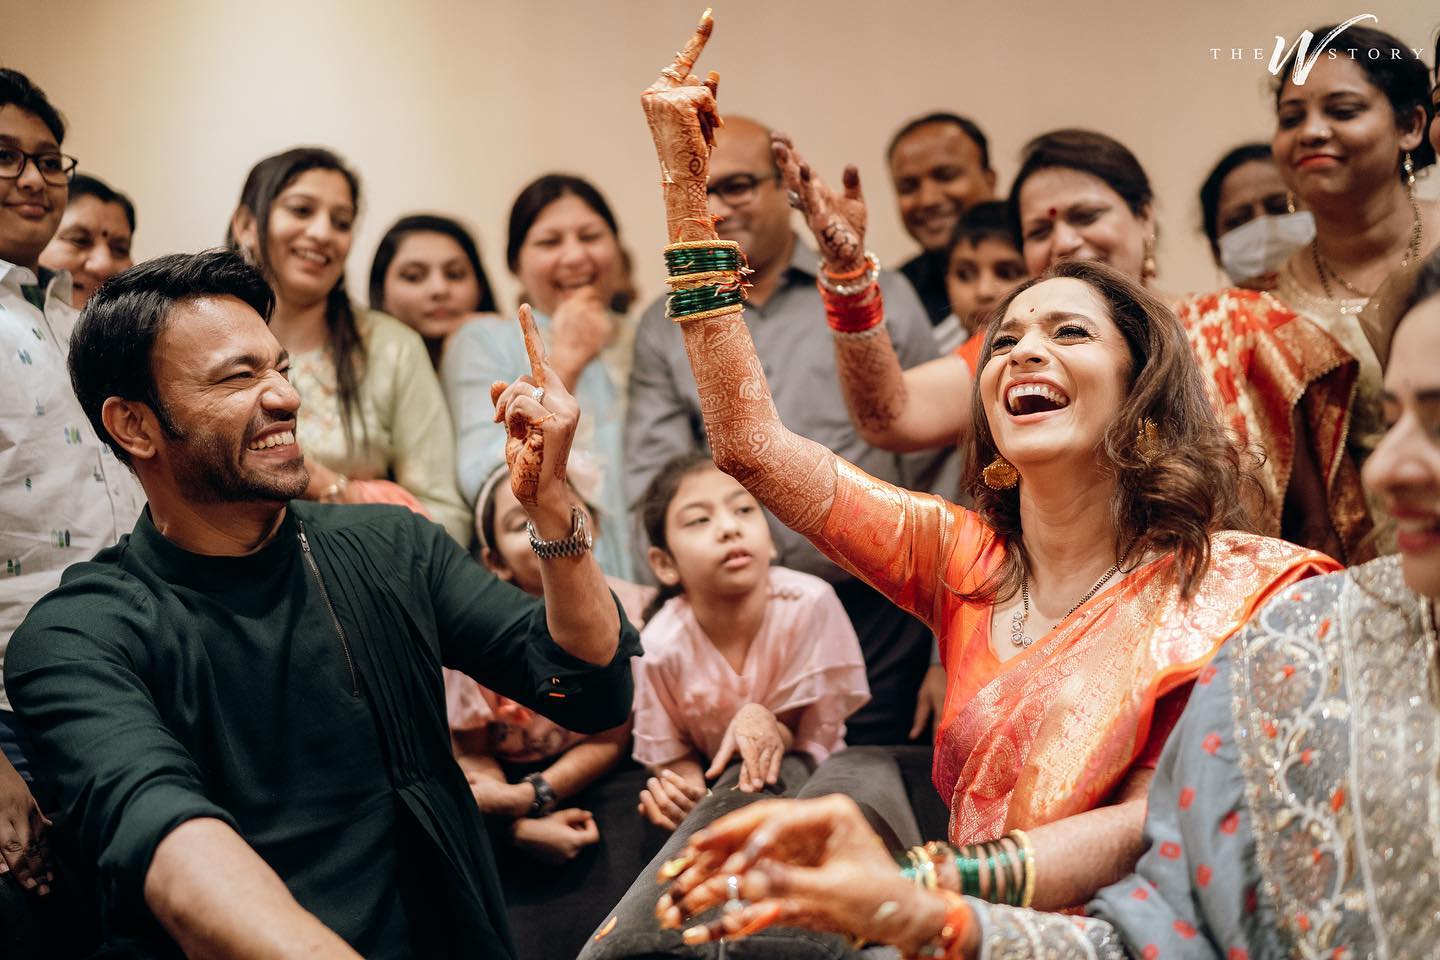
{"left": 0, "top": 147, "right": 79, "bottom": 186}
{"left": 706, "top": 171, "right": 778, "bottom": 207}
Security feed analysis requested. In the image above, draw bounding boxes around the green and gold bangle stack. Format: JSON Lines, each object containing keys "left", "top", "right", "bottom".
{"left": 664, "top": 239, "right": 750, "bottom": 322}
{"left": 899, "top": 831, "right": 1035, "bottom": 908}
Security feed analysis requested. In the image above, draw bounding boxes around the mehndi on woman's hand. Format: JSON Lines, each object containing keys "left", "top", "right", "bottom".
{"left": 655, "top": 794, "right": 960, "bottom": 954}
{"left": 640, "top": 9, "right": 723, "bottom": 243}
{"left": 772, "top": 132, "right": 869, "bottom": 275}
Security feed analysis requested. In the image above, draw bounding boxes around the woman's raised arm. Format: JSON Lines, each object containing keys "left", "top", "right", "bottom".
{"left": 639, "top": 11, "right": 836, "bottom": 538}
{"left": 772, "top": 134, "right": 974, "bottom": 453}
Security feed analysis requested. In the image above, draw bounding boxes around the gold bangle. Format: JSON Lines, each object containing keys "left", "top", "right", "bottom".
{"left": 909, "top": 844, "right": 938, "bottom": 891}
{"left": 665, "top": 269, "right": 743, "bottom": 290}
{"left": 664, "top": 238, "right": 742, "bottom": 253}
{"left": 1008, "top": 828, "right": 1037, "bottom": 908}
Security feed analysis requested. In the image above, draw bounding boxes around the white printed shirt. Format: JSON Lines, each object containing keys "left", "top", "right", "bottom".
{"left": 0, "top": 260, "right": 143, "bottom": 711}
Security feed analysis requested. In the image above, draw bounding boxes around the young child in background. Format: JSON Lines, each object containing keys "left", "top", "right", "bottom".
{"left": 944, "top": 200, "right": 1029, "bottom": 370}
{"left": 444, "top": 464, "right": 658, "bottom": 960}
{"left": 631, "top": 452, "right": 870, "bottom": 831}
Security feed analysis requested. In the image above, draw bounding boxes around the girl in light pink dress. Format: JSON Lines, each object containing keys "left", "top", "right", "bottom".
{"left": 632, "top": 453, "right": 870, "bottom": 832}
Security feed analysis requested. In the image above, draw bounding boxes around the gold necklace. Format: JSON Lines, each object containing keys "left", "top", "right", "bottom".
{"left": 1011, "top": 546, "right": 1132, "bottom": 649}
{"left": 1312, "top": 195, "right": 1423, "bottom": 300}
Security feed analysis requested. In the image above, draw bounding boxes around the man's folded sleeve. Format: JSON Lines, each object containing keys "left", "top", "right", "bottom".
{"left": 424, "top": 521, "right": 642, "bottom": 734}
{"left": 5, "top": 578, "right": 239, "bottom": 922}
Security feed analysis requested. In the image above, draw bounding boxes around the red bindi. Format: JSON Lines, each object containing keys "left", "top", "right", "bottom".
{"left": 1047, "top": 207, "right": 1058, "bottom": 219}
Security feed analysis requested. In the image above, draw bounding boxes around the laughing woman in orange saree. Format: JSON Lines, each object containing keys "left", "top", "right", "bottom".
{"left": 633, "top": 11, "right": 1339, "bottom": 924}
{"left": 785, "top": 120, "right": 1376, "bottom": 563}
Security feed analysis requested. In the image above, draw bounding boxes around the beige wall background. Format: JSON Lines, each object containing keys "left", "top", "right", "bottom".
{"left": 5, "top": 1, "right": 1437, "bottom": 311}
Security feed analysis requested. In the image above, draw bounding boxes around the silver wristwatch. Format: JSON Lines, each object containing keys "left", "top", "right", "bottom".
{"left": 526, "top": 506, "right": 593, "bottom": 559}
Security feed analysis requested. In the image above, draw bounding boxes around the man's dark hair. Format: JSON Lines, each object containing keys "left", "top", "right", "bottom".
{"left": 887, "top": 112, "right": 991, "bottom": 172}
{"left": 69, "top": 249, "right": 274, "bottom": 465}
{"left": 69, "top": 173, "right": 136, "bottom": 232}
{"left": 0, "top": 68, "right": 65, "bottom": 143}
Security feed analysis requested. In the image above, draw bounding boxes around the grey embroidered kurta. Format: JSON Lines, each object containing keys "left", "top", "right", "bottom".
{"left": 969, "top": 556, "right": 1440, "bottom": 958}
{"left": 4, "top": 501, "right": 641, "bottom": 959}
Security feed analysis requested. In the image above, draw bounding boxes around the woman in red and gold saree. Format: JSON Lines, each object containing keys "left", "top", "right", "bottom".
{"left": 633, "top": 12, "right": 1338, "bottom": 915}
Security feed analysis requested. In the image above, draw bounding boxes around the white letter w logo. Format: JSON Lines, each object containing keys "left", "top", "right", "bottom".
{"left": 1268, "top": 14, "right": 1378, "bottom": 85}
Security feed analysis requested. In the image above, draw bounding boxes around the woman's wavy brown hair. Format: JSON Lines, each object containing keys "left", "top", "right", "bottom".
{"left": 961, "top": 259, "right": 1254, "bottom": 603}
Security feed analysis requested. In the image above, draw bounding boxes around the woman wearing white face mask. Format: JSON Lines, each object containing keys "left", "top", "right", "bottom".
{"left": 1199, "top": 143, "right": 1314, "bottom": 292}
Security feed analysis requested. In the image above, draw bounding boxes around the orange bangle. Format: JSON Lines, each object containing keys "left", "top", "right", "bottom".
{"left": 822, "top": 257, "right": 872, "bottom": 281}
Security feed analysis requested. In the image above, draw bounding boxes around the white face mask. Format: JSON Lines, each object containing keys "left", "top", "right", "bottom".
{"left": 1217, "top": 211, "right": 1316, "bottom": 285}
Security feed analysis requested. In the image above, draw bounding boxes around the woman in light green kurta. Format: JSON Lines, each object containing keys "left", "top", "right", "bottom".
{"left": 227, "top": 147, "right": 470, "bottom": 543}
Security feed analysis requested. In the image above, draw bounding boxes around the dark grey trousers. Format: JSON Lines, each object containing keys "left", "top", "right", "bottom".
{"left": 578, "top": 747, "right": 926, "bottom": 960}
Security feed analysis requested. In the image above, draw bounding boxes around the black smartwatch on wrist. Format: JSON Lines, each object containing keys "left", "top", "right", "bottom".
{"left": 523, "top": 773, "right": 558, "bottom": 818}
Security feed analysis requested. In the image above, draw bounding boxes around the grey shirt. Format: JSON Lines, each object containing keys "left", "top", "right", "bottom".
{"left": 624, "top": 237, "right": 953, "bottom": 583}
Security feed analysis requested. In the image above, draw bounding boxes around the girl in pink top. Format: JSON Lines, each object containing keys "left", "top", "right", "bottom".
{"left": 632, "top": 453, "right": 870, "bottom": 831}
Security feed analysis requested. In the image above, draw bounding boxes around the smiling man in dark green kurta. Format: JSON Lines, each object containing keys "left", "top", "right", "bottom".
{"left": 2, "top": 250, "right": 640, "bottom": 959}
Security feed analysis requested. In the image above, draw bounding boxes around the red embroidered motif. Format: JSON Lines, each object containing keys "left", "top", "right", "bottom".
{"left": 1178, "top": 787, "right": 1195, "bottom": 810}
{"left": 1228, "top": 949, "right": 1250, "bottom": 960}
{"left": 1196, "top": 864, "right": 1212, "bottom": 887}
{"left": 1317, "top": 618, "right": 1331, "bottom": 639}
{"left": 1198, "top": 665, "right": 1217, "bottom": 685}
{"left": 1159, "top": 841, "right": 1182, "bottom": 859}
{"left": 1173, "top": 921, "right": 1197, "bottom": 939}
{"left": 1203, "top": 733, "right": 1223, "bottom": 755}
{"left": 1220, "top": 810, "right": 1240, "bottom": 834}
{"left": 1330, "top": 787, "right": 1345, "bottom": 812}
{"left": 1142, "top": 945, "right": 1160, "bottom": 960}
{"left": 1131, "top": 885, "right": 1150, "bottom": 901}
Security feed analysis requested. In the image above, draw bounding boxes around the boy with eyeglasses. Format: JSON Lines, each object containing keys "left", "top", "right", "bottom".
{"left": 0, "top": 68, "right": 143, "bottom": 944}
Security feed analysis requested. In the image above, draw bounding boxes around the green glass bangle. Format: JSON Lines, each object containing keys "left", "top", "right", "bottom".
{"left": 666, "top": 285, "right": 745, "bottom": 318}
{"left": 993, "top": 844, "right": 1017, "bottom": 905}
{"left": 665, "top": 247, "right": 741, "bottom": 269}
{"left": 1009, "top": 843, "right": 1028, "bottom": 907}
{"left": 665, "top": 249, "right": 743, "bottom": 275}
{"left": 956, "top": 850, "right": 982, "bottom": 897}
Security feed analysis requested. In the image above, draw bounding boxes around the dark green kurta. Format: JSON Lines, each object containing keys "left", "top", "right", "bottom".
{"left": 3, "top": 501, "right": 640, "bottom": 959}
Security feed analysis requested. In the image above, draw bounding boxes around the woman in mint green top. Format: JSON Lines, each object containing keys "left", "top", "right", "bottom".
{"left": 443, "top": 175, "right": 635, "bottom": 578}
{"left": 228, "top": 147, "right": 470, "bottom": 542}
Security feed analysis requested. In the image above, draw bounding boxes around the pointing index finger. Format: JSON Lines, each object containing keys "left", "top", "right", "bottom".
{"left": 517, "top": 303, "right": 548, "bottom": 387}
{"left": 668, "top": 8, "right": 714, "bottom": 81}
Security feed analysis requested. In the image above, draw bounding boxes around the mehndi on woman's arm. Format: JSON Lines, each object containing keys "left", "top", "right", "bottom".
{"left": 639, "top": 13, "right": 836, "bottom": 537}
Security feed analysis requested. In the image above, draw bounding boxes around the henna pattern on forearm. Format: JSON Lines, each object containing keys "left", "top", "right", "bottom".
{"left": 833, "top": 326, "right": 910, "bottom": 437}
{"left": 639, "top": 14, "right": 835, "bottom": 534}
{"left": 679, "top": 315, "right": 836, "bottom": 537}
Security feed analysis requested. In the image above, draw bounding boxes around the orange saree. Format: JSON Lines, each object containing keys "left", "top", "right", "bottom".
{"left": 815, "top": 459, "right": 1340, "bottom": 846}
{"left": 1175, "top": 288, "right": 1372, "bottom": 563}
